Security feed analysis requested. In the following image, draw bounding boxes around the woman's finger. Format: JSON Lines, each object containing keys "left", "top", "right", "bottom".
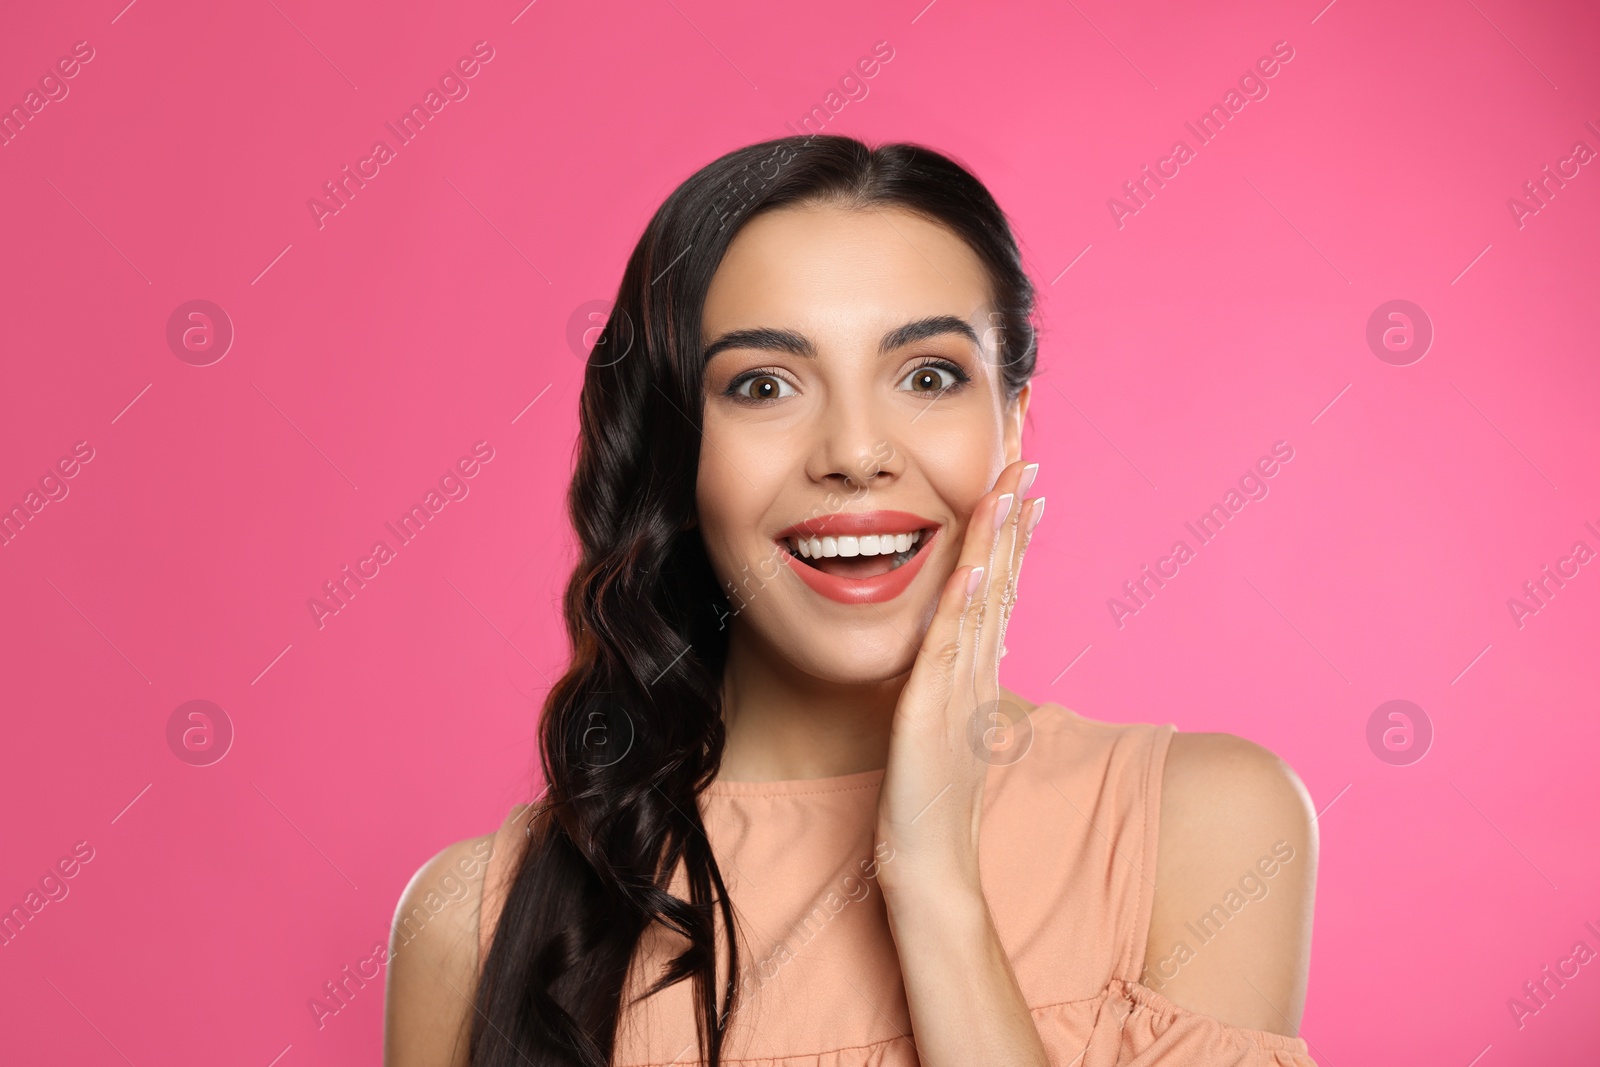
{"left": 994, "top": 496, "right": 1044, "bottom": 652}
{"left": 952, "top": 488, "right": 1010, "bottom": 693}
{"left": 906, "top": 474, "right": 1008, "bottom": 714}
{"left": 970, "top": 462, "right": 1037, "bottom": 687}
{"left": 898, "top": 559, "right": 984, "bottom": 730}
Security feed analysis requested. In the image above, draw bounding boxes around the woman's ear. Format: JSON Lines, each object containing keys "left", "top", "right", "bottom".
{"left": 1003, "top": 382, "right": 1032, "bottom": 465}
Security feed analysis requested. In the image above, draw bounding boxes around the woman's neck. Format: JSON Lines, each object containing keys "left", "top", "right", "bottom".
{"left": 713, "top": 621, "right": 907, "bottom": 783}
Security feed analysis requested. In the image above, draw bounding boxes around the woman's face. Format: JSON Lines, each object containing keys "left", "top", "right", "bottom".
{"left": 696, "top": 201, "right": 1030, "bottom": 684}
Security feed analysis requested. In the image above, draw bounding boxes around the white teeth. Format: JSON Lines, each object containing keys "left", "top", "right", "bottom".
{"left": 786, "top": 529, "right": 924, "bottom": 558}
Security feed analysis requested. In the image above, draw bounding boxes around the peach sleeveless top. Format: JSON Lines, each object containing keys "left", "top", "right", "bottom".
{"left": 478, "top": 703, "right": 1316, "bottom": 1066}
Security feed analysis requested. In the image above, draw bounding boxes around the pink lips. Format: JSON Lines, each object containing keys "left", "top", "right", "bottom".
{"left": 774, "top": 509, "right": 940, "bottom": 605}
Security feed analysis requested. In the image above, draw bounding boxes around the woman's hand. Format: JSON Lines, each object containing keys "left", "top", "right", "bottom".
{"left": 875, "top": 458, "right": 1045, "bottom": 898}
{"left": 871, "top": 458, "right": 1049, "bottom": 1067}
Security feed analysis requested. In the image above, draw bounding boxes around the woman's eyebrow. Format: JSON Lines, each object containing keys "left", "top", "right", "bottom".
{"left": 878, "top": 315, "right": 980, "bottom": 355}
{"left": 703, "top": 327, "right": 815, "bottom": 363}
{"left": 702, "top": 315, "right": 980, "bottom": 363}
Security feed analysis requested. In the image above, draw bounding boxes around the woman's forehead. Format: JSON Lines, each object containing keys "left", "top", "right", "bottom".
{"left": 702, "top": 203, "right": 994, "bottom": 343}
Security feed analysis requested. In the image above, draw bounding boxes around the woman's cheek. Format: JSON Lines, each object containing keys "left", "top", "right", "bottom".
{"left": 918, "top": 436, "right": 998, "bottom": 513}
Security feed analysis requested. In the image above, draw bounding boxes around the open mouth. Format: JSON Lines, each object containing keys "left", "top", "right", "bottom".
{"left": 778, "top": 527, "right": 936, "bottom": 580}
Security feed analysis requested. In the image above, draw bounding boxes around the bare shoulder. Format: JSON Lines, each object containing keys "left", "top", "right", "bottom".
{"left": 1143, "top": 731, "right": 1318, "bottom": 1036}
{"left": 383, "top": 831, "right": 499, "bottom": 1067}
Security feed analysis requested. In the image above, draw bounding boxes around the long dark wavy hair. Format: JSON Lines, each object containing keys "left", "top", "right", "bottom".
{"left": 468, "top": 133, "right": 1039, "bottom": 1066}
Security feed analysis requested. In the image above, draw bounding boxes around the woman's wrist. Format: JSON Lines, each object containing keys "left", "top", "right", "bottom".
{"left": 879, "top": 874, "right": 1050, "bottom": 1067}
{"left": 880, "top": 871, "right": 997, "bottom": 971}
{"left": 879, "top": 868, "right": 988, "bottom": 924}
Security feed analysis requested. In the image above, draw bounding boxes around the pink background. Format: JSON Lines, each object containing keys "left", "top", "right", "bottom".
{"left": 2, "top": 0, "right": 1598, "bottom": 1062}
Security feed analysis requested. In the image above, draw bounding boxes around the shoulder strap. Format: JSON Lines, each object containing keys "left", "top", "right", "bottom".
{"left": 1121, "top": 722, "right": 1177, "bottom": 983}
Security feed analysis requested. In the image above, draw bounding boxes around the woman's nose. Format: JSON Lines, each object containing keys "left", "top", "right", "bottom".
{"left": 806, "top": 398, "right": 900, "bottom": 493}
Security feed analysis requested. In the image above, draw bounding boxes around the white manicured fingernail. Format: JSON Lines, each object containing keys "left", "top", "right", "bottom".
{"left": 1018, "top": 463, "right": 1039, "bottom": 496}
{"left": 992, "top": 494, "right": 1014, "bottom": 532}
{"left": 1027, "top": 497, "right": 1046, "bottom": 533}
{"left": 965, "top": 566, "right": 986, "bottom": 598}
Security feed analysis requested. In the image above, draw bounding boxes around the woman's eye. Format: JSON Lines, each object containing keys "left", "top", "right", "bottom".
{"left": 899, "top": 363, "right": 960, "bottom": 393}
{"left": 730, "top": 373, "right": 796, "bottom": 401}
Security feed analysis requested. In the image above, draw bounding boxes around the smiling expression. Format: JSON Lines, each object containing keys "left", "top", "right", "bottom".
{"left": 695, "top": 200, "right": 1031, "bottom": 683}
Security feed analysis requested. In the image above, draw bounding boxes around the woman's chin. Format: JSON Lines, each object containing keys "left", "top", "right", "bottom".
{"left": 785, "top": 632, "right": 921, "bottom": 687}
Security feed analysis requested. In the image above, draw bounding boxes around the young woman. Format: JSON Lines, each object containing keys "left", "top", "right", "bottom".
{"left": 384, "top": 135, "right": 1319, "bottom": 1067}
